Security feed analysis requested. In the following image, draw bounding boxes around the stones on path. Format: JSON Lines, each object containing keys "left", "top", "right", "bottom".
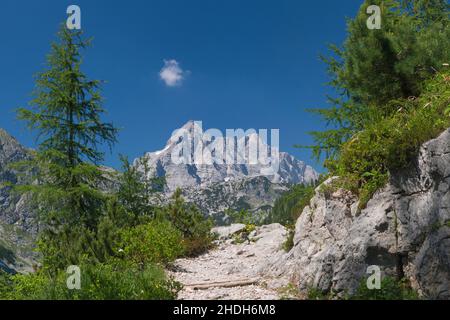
{"left": 171, "top": 223, "right": 289, "bottom": 300}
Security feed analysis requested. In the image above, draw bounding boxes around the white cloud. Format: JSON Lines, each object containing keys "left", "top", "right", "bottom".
{"left": 159, "top": 59, "right": 185, "bottom": 87}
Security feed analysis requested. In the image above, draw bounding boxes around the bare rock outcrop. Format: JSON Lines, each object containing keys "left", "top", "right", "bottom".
{"left": 266, "top": 129, "right": 450, "bottom": 299}
{"left": 0, "top": 129, "right": 37, "bottom": 273}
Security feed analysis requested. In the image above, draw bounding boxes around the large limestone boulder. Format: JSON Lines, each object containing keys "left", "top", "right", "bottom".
{"left": 266, "top": 129, "right": 450, "bottom": 299}
{"left": 212, "top": 224, "right": 246, "bottom": 240}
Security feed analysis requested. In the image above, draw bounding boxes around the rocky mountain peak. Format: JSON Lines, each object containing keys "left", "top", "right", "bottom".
{"left": 135, "top": 121, "right": 319, "bottom": 191}
{"left": 0, "top": 129, "right": 29, "bottom": 167}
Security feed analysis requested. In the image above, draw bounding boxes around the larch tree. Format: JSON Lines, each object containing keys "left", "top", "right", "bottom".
{"left": 17, "top": 25, "right": 118, "bottom": 269}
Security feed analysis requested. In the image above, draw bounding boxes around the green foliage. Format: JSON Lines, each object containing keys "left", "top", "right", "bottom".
{"left": 332, "top": 71, "right": 450, "bottom": 208}
{"left": 7, "top": 24, "right": 184, "bottom": 300}
{"left": 160, "top": 189, "right": 213, "bottom": 256}
{"left": 117, "top": 219, "right": 184, "bottom": 267}
{"left": 116, "top": 155, "right": 165, "bottom": 224}
{"left": 308, "top": 0, "right": 450, "bottom": 161}
{"left": 352, "top": 276, "right": 419, "bottom": 300}
{"left": 1, "top": 262, "right": 180, "bottom": 300}
{"left": 75, "top": 262, "right": 180, "bottom": 300}
{"left": 278, "top": 283, "right": 302, "bottom": 300}
{"left": 14, "top": 25, "right": 119, "bottom": 270}
{"left": 307, "top": 287, "right": 332, "bottom": 300}
{"left": 226, "top": 209, "right": 263, "bottom": 226}
{"left": 0, "top": 271, "right": 12, "bottom": 297}
{"left": 13, "top": 151, "right": 112, "bottom": 230}
{"left": 282, "top": 229, "right": 295, "bottom": 252}
{"left": 228, "top": 181, "right": 321, "bottom": 251}
{"left": 302, "top": 0, "right": 450, "bottom": 209}
{"left": 5, "top": 23, "right": 217, "bottom": 301}
{"left": 18, "top": 26, "right": 118, "bottom": 166}
{"left": 36, "top": 211, "right": 126, "bottom": 270}
{"left": 306, "top": 277, "right": 419, "bottom": 300}
{"left": 231, "top": 224, "right": 257, "bottom": 244}
{"left": 243, "top": 224, "right": 256, "bottom": 234}
{"left": 265, "top": 183, "right": 317, "bottom": 226}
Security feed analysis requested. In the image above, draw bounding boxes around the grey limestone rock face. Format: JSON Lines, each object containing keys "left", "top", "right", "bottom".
{"left": 0, "top": 129, "right": 34, "bottom": 232}
{"left": 212, "top": 224, "right": 246, "bottom": 240}
{"left": 0, "top": 129, "right": 37, "bottom": 273}
{"left": 266, "top": 129, "right": 450, "bottom": 299}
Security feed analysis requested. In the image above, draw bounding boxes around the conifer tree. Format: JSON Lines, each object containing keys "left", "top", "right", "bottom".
{"left": 116, "top": 155, "right": 165, "bottom": 225}
{"left": 160, "top": 189, "right": 213, "bottom": 256}
{"left": 308, "top": 0, "right": 450, "bottom": 162}
{"left": 17, "top": 25, "right": 118, "bottom": 268}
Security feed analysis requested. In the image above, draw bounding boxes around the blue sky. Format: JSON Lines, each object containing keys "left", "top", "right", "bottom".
{"left": 0, "top": 0, "right": 364, "bottom": 171}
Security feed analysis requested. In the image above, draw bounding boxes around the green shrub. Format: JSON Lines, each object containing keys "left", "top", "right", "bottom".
{"left": 0, "top": 271, "right": 13, "bottom": 299}
{"left": 330, "top": 71, "right": 450, "bottom": 208}
{"left": 231, "top": 224, "right": 257, "bottom": 244}
{"left": 307, "top": 287, "right": 331, "bottom": 300}
{"left": 3, "top": 261, "right": 180, "bottom": 300}
{"left": 308, "top": 0, "right": 450, "bottom": 162}
{"left": 116, "top": 155, "right": 165, "bottom": 223}
{"left": 351, "top": 276, "right": 419, "bottom": 300}
{"left": 265, "top": 182, "right": 318, "bottom": 226}
{"left": 161, "top": 189, "right": 213, "bottom": 256}
{"left": 227, "top": 209, "right": 262, "bottom": 226}
{"left": 278, "top": 283, "right": 302, "bottom": 300}
{"left": 3, "top": 271, "right": 49, "bottom": 300}
{"left": 282, "top": 229, "right": 295, "bottom": 252}
{"left": 70, "top": 261, "right": 181, "bottom": 300}
{"left": 296, "top": 277, "right": 419, "bottom": 300}
{"left": 37, "top": 219, "right": 123, "bottom": 272}
{"left": 117, "top": 219, "right": 184, "bottom": 266}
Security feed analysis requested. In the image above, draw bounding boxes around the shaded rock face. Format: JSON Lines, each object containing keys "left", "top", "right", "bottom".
{"left": 267, "top": 129, "right": 450, "bottom": 299}
{"left": 0, "top": 129, "right": 35, "bottom": 233}
{"left": 0, "top": 129, "right": 37, "bottom": 273}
